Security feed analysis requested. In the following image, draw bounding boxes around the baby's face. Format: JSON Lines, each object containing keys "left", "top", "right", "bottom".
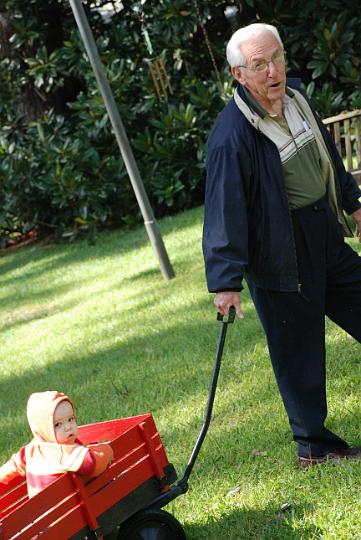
{"left": 53, "top": 400, "right": 78, "bottom": 444}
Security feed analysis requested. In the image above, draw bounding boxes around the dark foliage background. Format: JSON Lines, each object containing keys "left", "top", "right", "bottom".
{"left": 0, "top": 0, "right": 360, "bottom": 245}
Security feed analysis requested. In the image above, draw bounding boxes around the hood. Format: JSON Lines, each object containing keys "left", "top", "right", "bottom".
{"left": 27, "top": 391, "right": 75, "bottom": 443}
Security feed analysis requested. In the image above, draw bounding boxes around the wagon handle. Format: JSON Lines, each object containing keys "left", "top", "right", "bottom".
{"left": 150, "top": 306, "right": 236, "bottom": 508}
{"left": 217, "top": 305, "right": 236, "bottom": 324}
{"left": 180, "top": 305, "right": 236, "bottom": 485}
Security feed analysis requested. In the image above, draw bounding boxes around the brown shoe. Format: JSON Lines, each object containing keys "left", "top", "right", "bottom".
{"left": 298, "top": 447, "right": 361, "bottom": 469}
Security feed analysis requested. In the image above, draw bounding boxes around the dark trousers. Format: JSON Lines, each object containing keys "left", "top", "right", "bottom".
{"left": 247, "top": 197, "right": 361, "bottom": 458}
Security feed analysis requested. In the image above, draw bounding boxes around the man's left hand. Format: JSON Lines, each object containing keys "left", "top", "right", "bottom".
{"left": 351, "top": 207, "right": 361, "bottom": 243}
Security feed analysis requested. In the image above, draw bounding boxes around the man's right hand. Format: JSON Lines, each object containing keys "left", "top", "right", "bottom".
{"left": 214, "top": 291, "right": 244, "bottom": 320}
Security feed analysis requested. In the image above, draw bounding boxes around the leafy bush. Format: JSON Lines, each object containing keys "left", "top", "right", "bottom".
{"left": 0, "top": 0, "right": 360, "bottom": 246}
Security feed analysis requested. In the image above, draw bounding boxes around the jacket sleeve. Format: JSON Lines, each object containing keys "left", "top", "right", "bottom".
{"left": 81, "top": 443, "right": 114, "bottom": 479}
{"left": 0, "top": 447, "right": 26, "bottom": 485}
{"left": 299, "top": 88, "right": 361, "bottom": 214}
{"left": 317, "top": 117, "right": 361, "bottom": 214}
{"left": 202, "top": 144, "right": 251, "bottom": 293}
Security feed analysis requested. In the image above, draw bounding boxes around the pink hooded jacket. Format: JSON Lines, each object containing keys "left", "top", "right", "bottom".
{"left": 0, "top": 391, "right": 113, "bottom": 497}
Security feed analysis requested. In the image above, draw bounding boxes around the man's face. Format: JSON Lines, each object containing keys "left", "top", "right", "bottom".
{"left": 54, "top": 400, "right": 78, "bottom": 444}
{"left": 231, "top": 32, "right": 286, "bottom": 109}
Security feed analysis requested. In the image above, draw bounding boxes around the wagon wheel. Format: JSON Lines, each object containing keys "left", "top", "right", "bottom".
{"left": 117, "top": 508, "right": 186, "bottom": 540}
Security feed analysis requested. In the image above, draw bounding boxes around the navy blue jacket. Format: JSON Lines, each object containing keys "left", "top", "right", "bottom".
{"left": 202, "top": 79, "right": 361, "bottom": 292}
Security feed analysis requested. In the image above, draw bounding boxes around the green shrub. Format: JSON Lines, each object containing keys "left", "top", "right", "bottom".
{"left": 0, "top": 0, "right": 360, "bottom": 245}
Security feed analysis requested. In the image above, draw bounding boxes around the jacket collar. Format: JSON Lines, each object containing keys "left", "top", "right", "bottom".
{"left": 236, "top": 77, "right": 301, "bottom": 105}
{"left": 234, "top": 78, "right": 301, "bottom": 129}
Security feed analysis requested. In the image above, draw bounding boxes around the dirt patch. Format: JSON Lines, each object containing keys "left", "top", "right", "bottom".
{"left": 4, "top": 306, "right": 52, "bottom": 326}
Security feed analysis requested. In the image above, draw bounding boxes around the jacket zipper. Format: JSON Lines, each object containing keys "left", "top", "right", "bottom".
{"left": 282, "top": 120, "right": 312, "bottom": 301}
{"left": 281, "top": 158, "right": 302, "bottom": 294}
{"left": 277, "top": 128, "right": 302, "bottom": 294}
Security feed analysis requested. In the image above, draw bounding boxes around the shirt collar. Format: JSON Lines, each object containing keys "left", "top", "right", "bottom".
{"left": 242, "top": 85, "right": 295, "bottom": 119}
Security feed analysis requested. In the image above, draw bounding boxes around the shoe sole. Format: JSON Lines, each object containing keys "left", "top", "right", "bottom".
{"left": 298, "top": 454, "right": 361, "bottom": 469}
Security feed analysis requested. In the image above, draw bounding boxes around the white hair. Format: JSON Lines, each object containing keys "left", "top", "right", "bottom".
{"left": 226, "top": 23, "right": 283, "bottom": 68}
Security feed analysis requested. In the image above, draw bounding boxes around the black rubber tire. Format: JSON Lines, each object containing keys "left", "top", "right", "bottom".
{"left": 117, "top": 508, "right": 186, "bottom": 540}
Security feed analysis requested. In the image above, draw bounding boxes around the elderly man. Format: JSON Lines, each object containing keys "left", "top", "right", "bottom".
{"left": 202, "top": 23, "right": 361, "bottom": 467}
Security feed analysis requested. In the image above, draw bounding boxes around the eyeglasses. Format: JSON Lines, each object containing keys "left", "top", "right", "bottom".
{"left": 238, "top": 50, "right": 286, "bottom": 72}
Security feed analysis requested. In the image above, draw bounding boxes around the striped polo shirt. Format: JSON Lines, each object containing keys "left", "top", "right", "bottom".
{"left": 244, "top": 87, "right": 326, "bottom": 210}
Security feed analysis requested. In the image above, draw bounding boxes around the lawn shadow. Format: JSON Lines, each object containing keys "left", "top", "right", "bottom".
{"left": 0, "top": 205, "right": 204, "bottom": 283}
{"left": 0, "top": 232, "right": 148, "bottom": 286}
{"left": 122, "top": 267, "right": 163, "bottom": 282}
{"left": 183, "top": 504, "right": 321, "bottom": 540}
{"left": 0, "top": 296, "right": 85, "bottom": 332}
{"left": 0, "top": 217, "right": 204, "bottom": 315}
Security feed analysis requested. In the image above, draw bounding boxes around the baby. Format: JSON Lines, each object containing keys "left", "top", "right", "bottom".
{"left": 0, "top": 391, "right": 114, "bottom": 497}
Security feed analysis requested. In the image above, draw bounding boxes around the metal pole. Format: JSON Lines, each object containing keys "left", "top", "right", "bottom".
{"left": 68, "top": 0, "right": 175, "bottom": 280}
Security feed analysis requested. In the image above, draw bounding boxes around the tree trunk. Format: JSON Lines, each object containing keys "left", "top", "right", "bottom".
{"left": 0, "top": 12, "right": 11, "bottom": 57}
{"left": 0, "top": 2, "right": 82, "bottom": 122}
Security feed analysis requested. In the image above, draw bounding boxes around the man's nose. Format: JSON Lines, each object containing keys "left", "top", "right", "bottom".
{"left": 267, "top": 61, "right": 277, "bottom": 76}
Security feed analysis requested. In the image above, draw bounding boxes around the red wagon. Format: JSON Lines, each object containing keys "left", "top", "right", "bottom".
{"left": 0, "top": 311, "right": 235, "bottom": 539}
{"left": 0, "top": 414, "right": 183, "bottom": 539}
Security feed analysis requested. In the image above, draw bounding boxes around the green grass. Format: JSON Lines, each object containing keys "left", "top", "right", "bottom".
{"left": 0, "top": 206, "right": 360, "bottom": 539}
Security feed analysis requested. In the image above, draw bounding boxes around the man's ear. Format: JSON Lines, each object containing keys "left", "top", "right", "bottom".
{"left": 231, "top": 66, "right": 244, "bottom": 85}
